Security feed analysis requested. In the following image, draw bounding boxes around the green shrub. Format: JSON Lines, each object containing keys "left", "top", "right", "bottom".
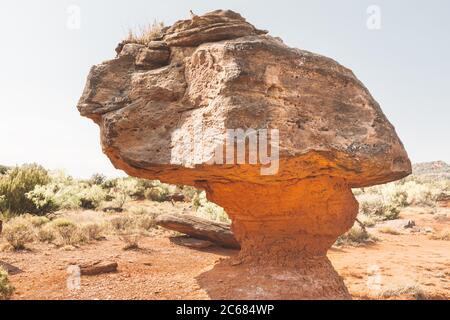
{"left": 0, "top": 165, "right": 10, "bottom": 175}
{"left": 101, "top": 178, "right": 118, "bottom": 190}
{"left": 110, "top": 178, "right": 139, "bottom": 208}
{"left": 144, "top": 186, "right": 170, "bottom": 202}
{"left": 26, "top": 172, "right": 107, "bottom": 212}
{"left": 89, "top": 173, "right": 106, "bottom": 186}
{"left": 0, "top": 164, "right": 50, "bottom": 215}
{"left": 3, "top": 219, "right": 35, "bottom": 250}
{"left": 381, "top": 205, "right": 400, "bottom": 220}
{"left": 192, "top": 191, "right": 231, "bottom": 223}
{"left": 354, "top": 177, "right": 444, "bottom": 211}
{"left": 132, "top": 179, "right": 155, "bottom": 199}
{"left": 179, "top": 186, "right": 200, "bottom": 202}
{"left": 357, "top": 193, "right": 400, "bottom": 221}
{"left": 0, "top": 267, "right": 15, "bottom": 300}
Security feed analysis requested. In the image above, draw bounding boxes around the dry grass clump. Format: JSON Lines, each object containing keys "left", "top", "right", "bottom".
{"left": 109, "top": 215, "right": 135, "bottom": 233}
{"left": 137, "top": 214, "right": 157, "bottom": 232}
{"left": 119, "top": 233, "right": 142, "bottom": 251}
{"left": 380, "top": 284, "right": 427, "bottom": 300}
{"left": 378, "top": 226, "right": 401, "bottom": 235}
{"left": 335, "top": 225, "right": 377, "bottom": 247}
{"left": 50, "top": 218, "right": 81, "bottom": 246}
{"left": 1, "top": 214, "right": 106, "bottom": 247}
{"left": 80, "top": 222, "right": 105, "bottom": 241}
{"left": 37, "top": 224, "right": 56, "bottom": 243}
{"left": 125, "top": 21, "right": 165, "bottom": 46}
{"left": 107, "top": 209, "right": 158, "bottom": 249}
{"left": 0, "top": 267, "right": 15, "bottom": 300}
{"left": 2, "top": 218, "right": 35, "bottom": 250}
{"left": 429, "top": 228, "right": 450, "bottom": 241}
{"left": 47, "top": 218, "right": 106, "bottom": 246}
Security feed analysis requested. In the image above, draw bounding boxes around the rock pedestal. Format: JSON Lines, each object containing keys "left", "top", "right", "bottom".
{"left": 203, "top": 177, "right": 357, "bottom": 299}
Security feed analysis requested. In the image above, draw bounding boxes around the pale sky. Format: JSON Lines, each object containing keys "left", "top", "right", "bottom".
{"left": 0, "top": 0, "right": 449, "bottom": 178}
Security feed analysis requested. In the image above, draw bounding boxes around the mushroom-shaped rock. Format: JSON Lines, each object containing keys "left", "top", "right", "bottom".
{"left": 77, "top": 10, "right": 411, "bottom": 299}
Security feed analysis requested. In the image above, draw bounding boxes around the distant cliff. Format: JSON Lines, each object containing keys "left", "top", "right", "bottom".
{"left": 413, "top": 161, "right": 450, "bottom": 178}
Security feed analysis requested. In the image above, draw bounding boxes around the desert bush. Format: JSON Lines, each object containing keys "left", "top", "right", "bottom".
{"left": 109, "top": 215, "right": 135, "bottom": 233}
{"left": 132, "top": 179, "right": 155, "bottom": 199}
{"left": 0, "top": 164, "right": 50, "bottom": 215}
{"left": 197, "top": 202, "right": 230, "bottom": 223}
{"left": 0, "top": 267, "right": 14, "bottom": 300}
{"left": 2, "top": 218, "right": 35, "bottom": 250}
{"left": 136, "top": 215, "right": 156, "bottom": 232}
{"left": 119, "top": 233, "right": 142, "bottom": 250}
{"left": 80, "top": 223, "right": 105, "bottom": 241}
{"left": 356, "top": 193, "right": 400, "bottom": 221}
{"left": 21, "top": 214, "right": 50, "bottom": 228}
{"left": 27, "top": 172, "right": 107, "bottom": 212}
{"left": 110, "top": 178, "right": 139, "bottom": 208}
{"left": 357, "top": 214, "right": 376, "bottom": 228}
{"left": 50, "top": 218, "right": 81, "bottom": 246}
{"left": 129, "top": 206, "right": 148, "bottom": 215}
{"left": 179, "top": 185, "right": 200, "bottom": 202}
{"left": 37, "top": 225, "right": 56, "bottom": 243}
{"left": 144, "top": 186, "right": 170, "bottom": 202}
{"left": 192, "top": 193, "right": 202, "bottom": 211}
{"left": 354, "top": 176, "right": 445, "bottom": 220}
{"left": 379, "top": 183, "right": 409, "bottom": 207}
{"left": 401, "top": 180, "right": 440, "bottom": 206}
{"left": 335, "top": 225, "right": 377, "bottom": 247}
{"left": 192, "top": 192, "right": 230, "bottom": 223}
{"left": 0, "top": 165, "right": 10, "bottom": 175}
{"left": 101, "top": 178, "right": 119, "bottom": 190}
{"left": 89, "top": 173, "right": 106, "bottom": 186}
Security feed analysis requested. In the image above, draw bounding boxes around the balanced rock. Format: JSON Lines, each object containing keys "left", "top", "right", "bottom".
{"left": 78, "top": 9, "right": 411, "bottom": 299}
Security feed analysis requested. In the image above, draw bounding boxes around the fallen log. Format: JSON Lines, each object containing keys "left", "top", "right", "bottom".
{"left": 155, "top": 214, "right": 240, "bottom": 249}
{"left": 78, "top": 261, "right": 118, "bottom": 276}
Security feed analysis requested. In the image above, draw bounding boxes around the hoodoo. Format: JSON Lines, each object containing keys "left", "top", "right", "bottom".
{"left": 78, "top": 10, "right": 411, "bottom": 299}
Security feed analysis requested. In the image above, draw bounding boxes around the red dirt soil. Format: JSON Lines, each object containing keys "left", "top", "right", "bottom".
{"left": 1, "top": 209, "right": 449, "bottom": 300}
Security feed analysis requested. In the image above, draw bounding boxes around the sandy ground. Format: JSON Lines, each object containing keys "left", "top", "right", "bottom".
{"left": 1, "top": 207, "right": 449, "bottom": 300}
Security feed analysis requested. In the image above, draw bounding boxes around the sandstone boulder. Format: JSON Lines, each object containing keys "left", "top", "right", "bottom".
{"left": 156, "top": 213, "right": 239, "bottom": 249}
{"left": 78, "top": 9, "right": 411, "bottom": 299}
